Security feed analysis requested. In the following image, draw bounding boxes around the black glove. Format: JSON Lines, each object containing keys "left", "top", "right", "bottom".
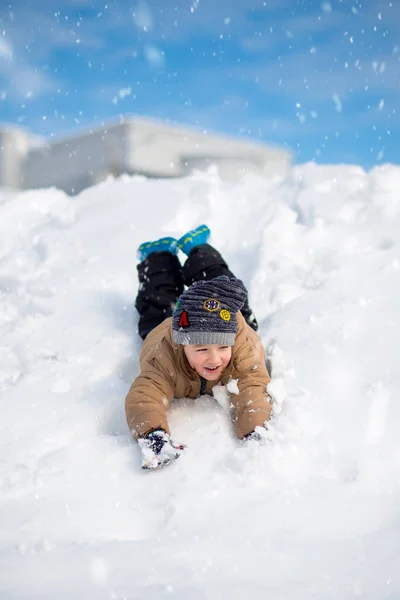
{"left": 244, "top": 425, "right": 270, "bottom": 444}
{"left": 138, "top": 429, "right": 186, "bottom": 470}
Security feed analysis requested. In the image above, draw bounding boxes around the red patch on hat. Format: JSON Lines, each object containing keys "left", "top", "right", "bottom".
{"left": 178, "top": 311, "right": 190, "bottom": 328}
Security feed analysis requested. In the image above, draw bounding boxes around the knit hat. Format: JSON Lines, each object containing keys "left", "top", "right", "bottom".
{"left": 172, "top": 276, "right": 248, "bottom": 346}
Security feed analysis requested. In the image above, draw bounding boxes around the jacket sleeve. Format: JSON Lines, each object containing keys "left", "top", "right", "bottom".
{"left": 125, "top": 346, "right": 177, "bottom": 439}
{"left": 231, "top": 336, "right": 272, "bottom": 439}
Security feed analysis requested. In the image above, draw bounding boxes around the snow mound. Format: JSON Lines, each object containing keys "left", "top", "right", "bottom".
{"left": 1, "top": 165, "right": 399, "bottom": 599}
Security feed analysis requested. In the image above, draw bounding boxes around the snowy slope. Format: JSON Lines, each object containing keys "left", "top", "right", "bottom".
{"left": 0, "top": 165, "right": 399, "bottom": 599}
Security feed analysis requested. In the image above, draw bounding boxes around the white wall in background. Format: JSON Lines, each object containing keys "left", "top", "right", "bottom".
{"left": 1, "top": 117, "right": 292, "bottom": 194}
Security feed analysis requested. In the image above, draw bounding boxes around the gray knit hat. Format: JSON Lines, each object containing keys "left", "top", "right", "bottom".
{"left": 172, "top": 276, "right": 248, "bottom": 345}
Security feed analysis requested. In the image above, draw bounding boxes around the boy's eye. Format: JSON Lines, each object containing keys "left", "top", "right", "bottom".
{"left": 219, "top": 346, "right": 229, "bottom": 350}
{"left": 196, "top": 348, "right": 207, "bottom": 352}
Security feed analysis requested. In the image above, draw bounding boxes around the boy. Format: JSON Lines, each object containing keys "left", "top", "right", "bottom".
{"left": 125, "top": 225, "right": 272, "bottom": 470}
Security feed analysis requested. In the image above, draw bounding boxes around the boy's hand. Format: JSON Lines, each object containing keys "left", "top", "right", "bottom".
{"left": 244, "top": 424, "right": 270, "bottom": 445}
{"left": 138, "top": 429, "right": 186, "bottom": 470}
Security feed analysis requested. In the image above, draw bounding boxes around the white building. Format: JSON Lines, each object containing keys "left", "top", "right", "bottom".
{"left": 0, "top": 116, "right": 291, "bottom": 195}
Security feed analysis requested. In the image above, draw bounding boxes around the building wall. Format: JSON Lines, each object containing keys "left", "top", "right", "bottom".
{"left": 0, "top": 126, "right": 32, "bottom": 188}
{"left": 126, "top": 118, "right": 290, "bottom": 179}
{"left": 1, "top": 118, "right": 292, "bottom": 195}
{"left": 23, "top": 123, "right": 131, "bottom": 194}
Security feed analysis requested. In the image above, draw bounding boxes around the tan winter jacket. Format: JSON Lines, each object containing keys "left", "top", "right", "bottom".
{"left": 125, "top": 312, "right": 272, "bottom": 440}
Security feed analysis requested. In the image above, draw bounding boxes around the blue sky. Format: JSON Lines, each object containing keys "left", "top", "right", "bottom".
{"left": 0, "top": 0, "right": 399, "bottom": 167}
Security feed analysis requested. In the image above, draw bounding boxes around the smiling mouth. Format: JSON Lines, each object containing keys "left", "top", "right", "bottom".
{"left": 205, "top": 366, "right": 220, "bottom": 371}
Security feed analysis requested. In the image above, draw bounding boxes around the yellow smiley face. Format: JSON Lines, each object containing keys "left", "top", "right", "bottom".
{"left": 220, "top": 309, "right": 231, "bottom": 322}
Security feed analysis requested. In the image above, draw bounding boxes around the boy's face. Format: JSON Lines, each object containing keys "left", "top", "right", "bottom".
{"left": 183, "top": 344, "right": 232, "bottom": 381}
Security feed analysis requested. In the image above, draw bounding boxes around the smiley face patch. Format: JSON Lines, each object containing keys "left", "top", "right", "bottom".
{"left": 220, "top": 309, "right": 231, "bottom": 322}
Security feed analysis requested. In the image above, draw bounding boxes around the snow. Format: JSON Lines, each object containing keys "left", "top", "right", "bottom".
{"left": 1, "top": 163, "right": 400, "bottom": 598}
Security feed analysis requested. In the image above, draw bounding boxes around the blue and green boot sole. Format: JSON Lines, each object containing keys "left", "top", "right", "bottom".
{"left": 177, "top": 224, "right": 210, "bottom": 255}
{"left": 137, "top": 237, "right": 178, "bottom": 261}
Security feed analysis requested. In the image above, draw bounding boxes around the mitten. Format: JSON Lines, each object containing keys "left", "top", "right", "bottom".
{"left": 244, "top": 424, "right": 270, "bottom": 445}
{"left": 138, "top": 429, "right": 186, "bottom": 470}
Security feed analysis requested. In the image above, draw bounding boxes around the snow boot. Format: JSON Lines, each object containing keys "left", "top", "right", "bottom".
{"left": 137, "top": 236, "right": 178, "bottom": 262}
{"left": 177, "top": 224, "right": 210, "bottom": 255}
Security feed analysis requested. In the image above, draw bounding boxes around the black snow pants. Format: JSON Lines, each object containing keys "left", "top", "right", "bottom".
{"left": 135, "top": 243, "right": 258, "bottom": 340}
